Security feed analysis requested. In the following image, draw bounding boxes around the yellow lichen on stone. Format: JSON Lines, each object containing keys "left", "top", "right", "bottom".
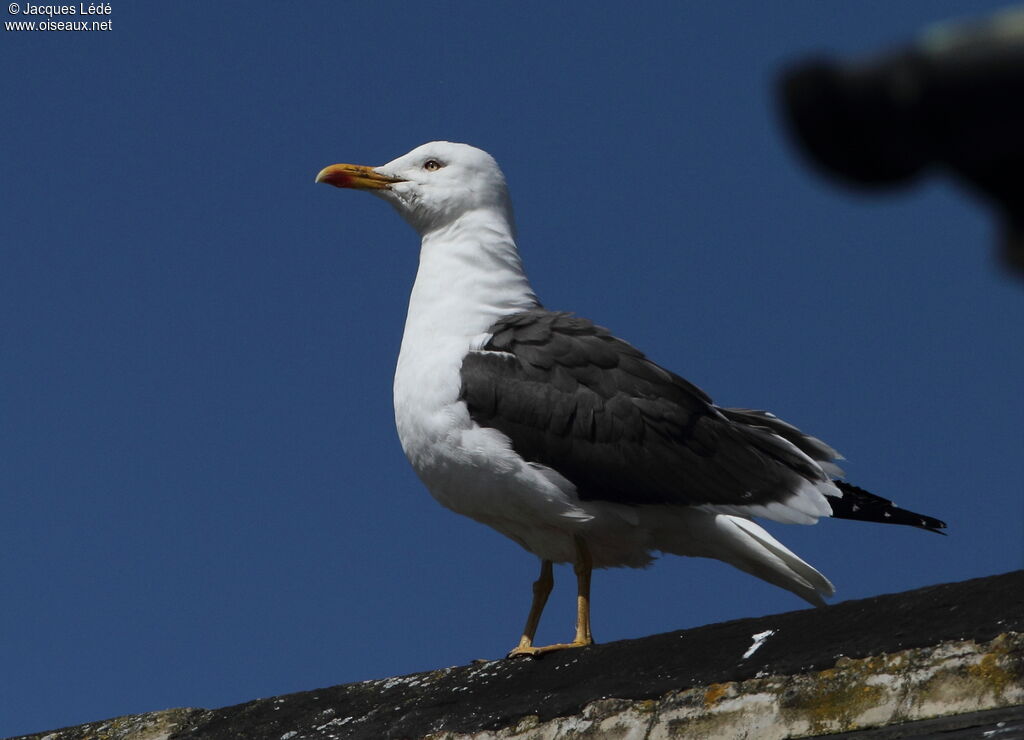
{"left": 884, "top": 652, "right": 908, "bottom": 671}
{"left": 965, "top": 635, "right": 1020, "bottom": 701}
{"left": 779, "top": 663, "right": 886, "bottom": 734}
{"left": 906, "top": 633, "right": 1023, "bottom": 718}
{"left": 703, "top": 682, "right": 730, "bottom": 707}
{"left": 633, "top": 699, "right": 658, "bottom": 714}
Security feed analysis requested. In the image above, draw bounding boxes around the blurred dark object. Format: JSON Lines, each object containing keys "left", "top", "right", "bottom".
{"left": 779, "top": 8, "right": 1024, "bottom": 276}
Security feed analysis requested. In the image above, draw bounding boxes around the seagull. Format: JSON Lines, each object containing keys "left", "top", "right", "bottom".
{"left": 315, "top": 141, "right": 946, "bottom": 657}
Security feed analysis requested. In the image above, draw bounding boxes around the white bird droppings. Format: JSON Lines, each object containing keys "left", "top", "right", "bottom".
{"left": 742, "top": 629, "right": 776, "bottom": 659}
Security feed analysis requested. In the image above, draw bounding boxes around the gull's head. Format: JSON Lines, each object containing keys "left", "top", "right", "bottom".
{"left": 316, "top": 141, "right": 513, "bottom": 236}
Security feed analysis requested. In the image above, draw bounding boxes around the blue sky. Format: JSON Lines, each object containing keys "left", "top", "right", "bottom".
{"left": 3, "top": 2, "right": 1022, "bottom": 736}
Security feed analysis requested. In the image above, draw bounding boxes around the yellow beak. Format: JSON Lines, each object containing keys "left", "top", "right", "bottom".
{"left": 315, "top": 164, "right": 404, "bottom": 190}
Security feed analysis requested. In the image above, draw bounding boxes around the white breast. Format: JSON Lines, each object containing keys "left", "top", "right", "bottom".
{"left": 391, "top": 209, "right": 600, "bottom": 559}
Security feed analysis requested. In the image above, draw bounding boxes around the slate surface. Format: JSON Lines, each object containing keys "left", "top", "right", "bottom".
{"left": 11, "top": 570, "right": 1023, "bottom": 740}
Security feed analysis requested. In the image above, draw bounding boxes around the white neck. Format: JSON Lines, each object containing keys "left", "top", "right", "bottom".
{"left": 400, "top": 206, "right": 539, "bottom": 355}
{"left": 393, "top": 206, "right": 540, "bottom": 454}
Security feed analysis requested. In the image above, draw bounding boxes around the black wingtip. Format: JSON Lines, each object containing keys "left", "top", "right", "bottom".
{"left": 830, "top": 481, "right": 948, "bottom": 534}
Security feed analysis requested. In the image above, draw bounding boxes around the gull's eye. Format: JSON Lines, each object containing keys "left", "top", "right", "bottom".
{"left": 423, "top": 159, "right": 443, "bottom": 171}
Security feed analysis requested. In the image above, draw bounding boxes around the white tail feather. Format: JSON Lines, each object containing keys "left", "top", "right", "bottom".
{"left": 724, "top": 516, "right": 835, "bottom": 605}
{"left": 651, "top": 510, "right": 835, "bottom": 606}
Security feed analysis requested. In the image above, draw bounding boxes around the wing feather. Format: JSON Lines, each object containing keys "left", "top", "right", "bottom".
{"left": 459, "top": 309, "right": 947, "bottom": 532}
{"left": 459, "top": 310, "right": 840, "bottom": 515}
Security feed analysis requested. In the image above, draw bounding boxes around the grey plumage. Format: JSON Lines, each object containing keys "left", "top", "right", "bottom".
{"left": 460, "top": 309, "right": 945, "bottom": 533}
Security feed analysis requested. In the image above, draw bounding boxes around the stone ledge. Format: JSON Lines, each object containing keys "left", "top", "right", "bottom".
{"left": 10, "top": 570, "right": 1023, "bottom": 740}
{"left": 423, "top": 632, "right": 1023, "bottom": 739}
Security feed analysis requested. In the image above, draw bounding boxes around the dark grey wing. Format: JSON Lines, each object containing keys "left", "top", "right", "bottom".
{"left": 717, "top": 407, "right": 843, "bottom": 475}
{"left": 459, "top": 310, "right": 838, "bottom": 512}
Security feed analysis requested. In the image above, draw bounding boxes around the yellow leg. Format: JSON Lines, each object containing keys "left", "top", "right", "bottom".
{"left": 507, "top": 537, "right": 594, "bottom": 658}
{"left": 572, "top": 535, "right": 593, "bottom": 645}
{"left": 507, "top": 559, "right": 553, "bottom": 656}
